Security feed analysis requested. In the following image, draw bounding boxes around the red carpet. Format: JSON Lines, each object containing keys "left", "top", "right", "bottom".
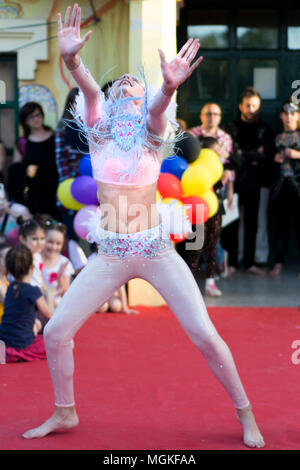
{"left": 0, "top": 306, "right": 299, "bottom": 450}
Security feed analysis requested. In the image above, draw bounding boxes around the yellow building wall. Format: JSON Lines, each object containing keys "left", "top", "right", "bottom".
{"left": 0, "top": 0, "right": 129, "bottom": 127}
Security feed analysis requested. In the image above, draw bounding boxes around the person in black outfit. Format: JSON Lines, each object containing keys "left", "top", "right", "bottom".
{"left": 226, "top": 87, "right": 275, "bottom": 275}
{"left": 268, "top": 98, "right": 300, "bottom": 277}
{"left": 55, "top": 88, "right": 89, "bottom": 242}
{"left": 8, "top": 102, "right": 59, "bottom": 220}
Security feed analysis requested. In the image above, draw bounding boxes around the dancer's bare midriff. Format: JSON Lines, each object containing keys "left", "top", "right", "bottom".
{"left": 97, "top": 181, "right": 161, "bottom": 234}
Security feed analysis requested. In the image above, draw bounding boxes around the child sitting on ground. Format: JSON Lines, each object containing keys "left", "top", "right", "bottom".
{"left": 18, "top": 217, "right": 46, "bottom": 290}
{"left": 42, "top": 220, "right": 75, "bottom": 307}
{"left": 0, "top": 244, "right": 53, "bottom": 363}
{"left": 0, "top": 243, "right": 10, "bottom": 324}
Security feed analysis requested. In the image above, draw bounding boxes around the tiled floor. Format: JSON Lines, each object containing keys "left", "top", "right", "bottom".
{"left": 198, "top": 258, "right": 300, "bottom": 307}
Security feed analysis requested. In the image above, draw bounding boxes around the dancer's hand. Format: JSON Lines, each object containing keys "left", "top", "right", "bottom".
{"left": 57, "top": 3, "right": 92, "bottom": 68}
{"left": 158, "top": 38, "right": 203, "bottom": 96}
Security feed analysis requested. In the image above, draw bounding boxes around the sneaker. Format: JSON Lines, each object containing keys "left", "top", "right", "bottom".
{"left": 205, "top": 284, "right": 222, "bottom": 297}
{"left": 0, "top": 340, "right": 6, "bottom": 364}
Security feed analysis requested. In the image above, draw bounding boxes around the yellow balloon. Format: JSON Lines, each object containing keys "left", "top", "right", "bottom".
{"left": 191, "top": 148, "right": 223, "bottom": 185}
{"left": 181, "top": 164, "right": 214, "bottom": 197}
{"left": 161, "top": 197, "right": 184, "bottom": 207}
{"left": 156, "top": 190, "right": 161, "bottom": 202}
{"left": 57, "top": 178, "right": 85, "bottom": 211}
{"left": 201, "top": 189, "right": 219, "bottom": 218}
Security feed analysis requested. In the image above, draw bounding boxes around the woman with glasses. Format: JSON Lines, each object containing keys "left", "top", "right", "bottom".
{"left": 8, "top": 102, "right": 59, "bottom": 219}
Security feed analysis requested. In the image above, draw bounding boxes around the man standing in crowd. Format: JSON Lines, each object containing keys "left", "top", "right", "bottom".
{"left": 189, "top": 102, "right": 233, "bottom": 159}
{"left": 226, "top": 87, "right": 275, "bottom": 275}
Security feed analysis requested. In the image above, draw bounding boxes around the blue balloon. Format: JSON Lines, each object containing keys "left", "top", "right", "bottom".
{"left": 160, "top": 155, "right": 189, "bottom": 180}
{"left": 79, "top": 154, "right": 93, "bottom": 177}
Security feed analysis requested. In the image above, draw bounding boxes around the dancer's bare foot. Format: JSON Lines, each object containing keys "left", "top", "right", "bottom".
{"left": 22, "top": 406, "right": 79, "bottom": 439}
{"left": 236, "top": 405, "right": 265, "bottom": 448}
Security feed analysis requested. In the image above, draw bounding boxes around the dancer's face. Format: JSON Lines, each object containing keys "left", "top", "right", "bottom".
{"left": 110, "top": 74, "right": 145, "bottom": 106}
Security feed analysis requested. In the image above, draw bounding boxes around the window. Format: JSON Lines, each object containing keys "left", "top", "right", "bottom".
{"left": 189, "top": 59, "right": 229, "bottom": 100}
{"left": 287, "top": 10, "right": 300, "bottom": 50}
{"left": 0, "top": 54, "right": 18, "bottom": 152}
{"left": 237, "top": 10, "right": 278, "bottom": 49}
{"left": 237, "top": 59, "right": 279, "bottom": 100}
{"left": 187, "top": 10, "right": 229, "bottom": 49}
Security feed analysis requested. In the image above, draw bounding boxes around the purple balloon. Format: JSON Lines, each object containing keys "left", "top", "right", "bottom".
{"left": 71, "top": 176, "right": 98, "bottom": 205}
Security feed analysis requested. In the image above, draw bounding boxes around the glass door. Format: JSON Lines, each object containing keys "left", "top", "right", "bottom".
{"left": 177, "top": 5, "right": 300, "bottom": 133}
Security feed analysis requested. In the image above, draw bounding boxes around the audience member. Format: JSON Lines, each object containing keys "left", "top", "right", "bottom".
{"left": 0, "top": 243, "right": 9, "bottom": 323}
{"left": 179, "top": 137, "right": 227, "bottom": 296}
{"left": 42, "top": 220, "right": 75, "bottom": 307}
{"left": 268, "top": 98, "right": 300, "bottom": 277}
{"left": 176, "top": 118, "right": 187, "bottom": 132}
{"left": 55, "top": 88, "right": 89, "bottom": 242}
{"left": 8, "top": 102, "right": 59, "bottom": 219}
{"left": 0, "top": 183, "right": 31, "bottom": 246}
{"left": 18, "top": 217, "right": 46, "bottom": 290}
{"left": 0, "top": 139, "right": 6, "bottom": 183}
{"left": 226, "top": 87, "right": 275, "bottom": 275}
{"left": 0, "top": 245, "right": 53, "bottom": 363}
{"left": 188, "top": 102, "right": 233, "bottom": 157}
{"left": 96, "top": 286, "right": 139, "bottom": 314}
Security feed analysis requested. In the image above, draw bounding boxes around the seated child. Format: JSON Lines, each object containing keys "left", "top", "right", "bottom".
{"left": 97, "top": 285, "right": 139, "bottom": 314}
{"left": 18, "top": 217, "right": 46, "bottom": 290}
{"left": 0, "top": 183, "right": 31, "bottom": 246}
{"left": 0, "top": 244, "right": 53, "bottom": 363}
{"left": 0, "top": 243, "right": 10, "bottom": 324}
{"left": 42, "top": 221, "right": 75, "bottom": 307}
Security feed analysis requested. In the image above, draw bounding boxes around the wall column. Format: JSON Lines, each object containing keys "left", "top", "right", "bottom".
{"left": 128, "top": 0, "right": 177, "bottom": 87}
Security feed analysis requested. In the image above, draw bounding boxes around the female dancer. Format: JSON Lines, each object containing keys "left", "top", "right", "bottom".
{"left": 23, "top": 4, "right": 264, "bottom": 448}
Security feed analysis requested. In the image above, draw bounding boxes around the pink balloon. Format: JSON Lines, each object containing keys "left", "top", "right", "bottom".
{"left": 73, "top": 205, "right": 98, "bottom": 240}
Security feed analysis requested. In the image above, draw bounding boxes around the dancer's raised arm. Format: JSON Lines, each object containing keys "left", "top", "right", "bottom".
{"left": 147, "top": 38, "right": 203, "bottom": 136}
{"left": 57, "top": 4, "right": 101, "bottom": 126}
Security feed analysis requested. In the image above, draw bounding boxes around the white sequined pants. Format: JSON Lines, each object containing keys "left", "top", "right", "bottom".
{"left": 44, "top": 227, "right": 250, "bottom": 410}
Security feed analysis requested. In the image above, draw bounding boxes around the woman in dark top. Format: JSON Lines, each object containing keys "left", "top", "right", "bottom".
{"left": 9, "top": 102, "right": 59, "bottom": 219}
{"left": 269, "top": 98, "right": 300, "bottom": 277}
